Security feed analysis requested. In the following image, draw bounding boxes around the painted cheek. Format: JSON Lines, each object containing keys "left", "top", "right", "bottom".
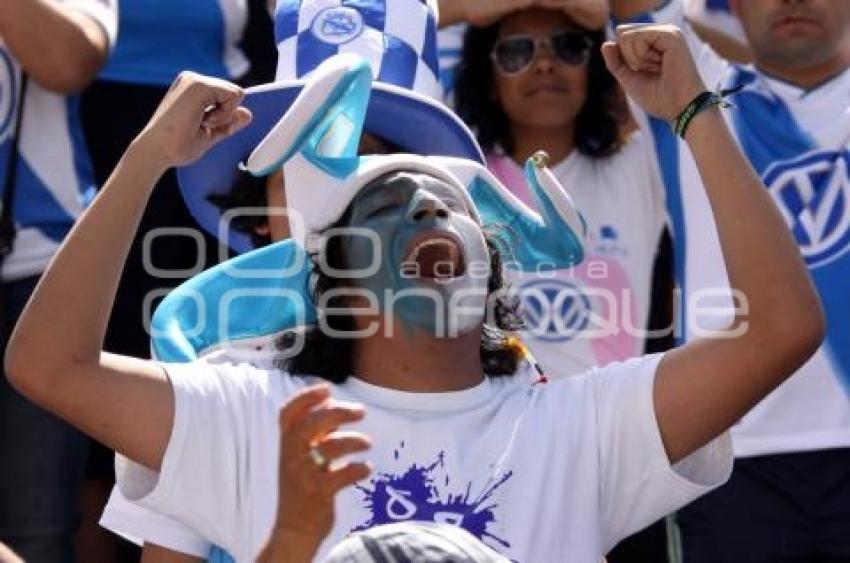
{"left": 456, "top": 219, "right": 489, "bottom": 277}
{"left": 341, "top": 234, "right": 379, "bottom": 279}
{"left": 344, "top": 218, "right": 408, "bottom": 294}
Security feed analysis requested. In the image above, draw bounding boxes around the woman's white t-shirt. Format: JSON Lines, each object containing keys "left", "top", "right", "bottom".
{"left": 487, "top": 132, "right": 668, "bottom": 377}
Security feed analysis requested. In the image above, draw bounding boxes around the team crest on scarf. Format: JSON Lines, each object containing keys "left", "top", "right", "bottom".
{"left": 764, "top": 149, "right": 850, "bottom": 269}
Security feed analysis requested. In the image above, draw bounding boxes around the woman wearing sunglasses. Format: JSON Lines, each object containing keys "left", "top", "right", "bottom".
{"left": 456, "top": 5, "right": 669, "bottom": 381}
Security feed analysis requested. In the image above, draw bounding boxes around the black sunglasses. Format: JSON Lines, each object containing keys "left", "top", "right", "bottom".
{"left": 490, "top": 31, "right": 594, "bottom": 75}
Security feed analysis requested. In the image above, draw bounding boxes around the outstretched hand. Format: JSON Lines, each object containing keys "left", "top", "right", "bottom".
{"left": 601, "top": 24, "right": 706, "bottom": 121}
{"left": 259, "top": 385, "right": 372, "bottom": 562}
{"left": 134, "top": 72, "right": 253, "bottom": 172}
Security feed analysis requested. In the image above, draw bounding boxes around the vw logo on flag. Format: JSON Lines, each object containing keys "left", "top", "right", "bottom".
{"left": 0, "top": 48, "right": 17, "bottom": 142}
{"left": 765, "top": 149, "right": 850, "bottom": 269}
{"left": 311, "top": 7, "right": 364, "bottom": 45}
{"left": 518, "top": 279, "right": 591, "bottom": 342}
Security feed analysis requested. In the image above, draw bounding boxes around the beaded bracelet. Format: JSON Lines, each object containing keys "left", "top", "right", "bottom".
{"left": 672, "top": 84, "right": 743, "bottom": 138}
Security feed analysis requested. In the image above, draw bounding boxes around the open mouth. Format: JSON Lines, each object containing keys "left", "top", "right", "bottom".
{"left": 401, "top": 233, "right": 466, "bottom": 280}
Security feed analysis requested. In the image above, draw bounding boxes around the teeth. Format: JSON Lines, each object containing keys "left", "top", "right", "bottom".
{"left": 401, "top": 238, "right": 462, "bottom": 279}
{"left": 402, "top": 239, "right": 455, "bottom": 264}
{"left": 408, "top": 239, "right": 457, "bottom": 263}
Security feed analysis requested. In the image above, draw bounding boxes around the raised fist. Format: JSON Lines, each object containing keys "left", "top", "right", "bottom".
{"left": 602, "top": 24, "right": 706, "bottom": 121}
{"left": 135, "top": 71, "right": 253, "bottom": 170}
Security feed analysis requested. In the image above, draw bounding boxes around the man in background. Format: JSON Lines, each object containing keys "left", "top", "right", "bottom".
{"left": 611, "top": 0, "right": 850, "bottom": 560}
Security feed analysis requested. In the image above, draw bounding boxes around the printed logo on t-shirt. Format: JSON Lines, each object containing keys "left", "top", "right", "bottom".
{"left": 600, "top": 225, "right": 618, "bottom": 241}
{"left": 765, "top": 149, "right": 850, "bottom": 269}
{"left": 594, "top": 224, "right": 629, "bottom": 258}
{"left": 0, "top": 48, "right": 17, "bottom": 142}
{"left": 311, "top": 7, "right": 364, "bottom": 45}
{"left": 354, "top": 447, "right": 513, "bottom": 554}
{"left": 519, "top": 278, "right": 592, "bottom": 342}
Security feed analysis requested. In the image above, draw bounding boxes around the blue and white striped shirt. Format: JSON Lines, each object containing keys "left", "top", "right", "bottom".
{"left": 633, "top": 0, "right": 850, "bottom": 458}
{"left": 100, "top": 0, "right": 250, "bottom": 86}
{"left": 0, "top": 0, "right": 118, "bottom": 281}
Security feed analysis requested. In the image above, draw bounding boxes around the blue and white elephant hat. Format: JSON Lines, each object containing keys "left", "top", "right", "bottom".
{"left": 178, "top": 0, "right": 482, "bottom": 254}
{"left": 241, "top": 53, "right": 586, "bottom": 270}
{"left": 156, "top": 54, "right": 587, "bottom": 363}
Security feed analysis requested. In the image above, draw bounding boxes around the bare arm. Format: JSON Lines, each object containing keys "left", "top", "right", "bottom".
{"left": 5, "top": 73, "right": 253, "bottom": 471}
{"left": 438, "top": 0, "right": 533, "bottom": 27}
{"left": 438, "top": 0, "right": 606, "bottom": 29}
{"left": 141, "top": 544, "right": 204, "bottom": 563}
{"left": 0, "top": 0, "right": 111, "bottom": 93}
{"left": 0, "top": 543, "right": 23, "bottom": 563}
{"left": 608, "top": 0, "right": 664, "bottom": 20}
{"left": 602, "top": 25, "right": 824, "bottom": 464}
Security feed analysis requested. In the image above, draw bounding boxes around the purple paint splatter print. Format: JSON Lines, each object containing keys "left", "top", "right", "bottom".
{"left": 354, "top": 449, "right": 514, "bottom": 552}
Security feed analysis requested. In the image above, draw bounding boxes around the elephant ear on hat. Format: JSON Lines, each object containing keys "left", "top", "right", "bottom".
{"left": 242, "top": 54, "right": 481, "bottom": 253}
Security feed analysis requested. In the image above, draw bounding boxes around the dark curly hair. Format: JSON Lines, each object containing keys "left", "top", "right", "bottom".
{"left": 455, "top": 20, "right": 626, "bottom": 159}
{"left": 207, "top": 169, "right": 273, "bottom": 248}
{"left": 276, "top": 212, "right": 525, "bottom": 383}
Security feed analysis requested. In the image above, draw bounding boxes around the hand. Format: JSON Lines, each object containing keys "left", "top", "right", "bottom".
{"left": 268, "top": 385, "right": 372, "bottom": 553}
{"left": 460, "top": 0, "right": 535, "bottom": 26}
{"left": 601, "top": 24, "right": 706, "bottom": 121}
{"left": 134, "top": 72, "right": 252, "bottom": 172}
{"left": 536, "top": 0, "right": 609, "bottom": 30}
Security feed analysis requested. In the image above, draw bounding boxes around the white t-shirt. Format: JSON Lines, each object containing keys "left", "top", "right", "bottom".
{"left": 683, "top": 0, "right": 746, "bottom": 44}
{"left": 0, "top": 0, "right": 117, "bottom": 281}
{"left": 633, "top": 0, "right": 850, "bottom": 457}
{"left": 114, "top": 352, "right": 731, "bottom": 562}
{"left": 487, "top": 132, "right": 668, "bottom": 377}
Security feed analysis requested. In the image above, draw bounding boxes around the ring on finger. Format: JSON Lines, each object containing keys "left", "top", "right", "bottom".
{"left": 308, "top": 446, "right": 328, "bottom": 469}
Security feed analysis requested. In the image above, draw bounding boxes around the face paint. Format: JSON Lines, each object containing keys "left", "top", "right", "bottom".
{"left": 338, "top": 171, "right": 490, "bottom": 337}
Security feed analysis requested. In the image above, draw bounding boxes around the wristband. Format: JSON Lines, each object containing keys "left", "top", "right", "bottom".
{"left": 672, "top": 84, "right": 743, "bottom": 138}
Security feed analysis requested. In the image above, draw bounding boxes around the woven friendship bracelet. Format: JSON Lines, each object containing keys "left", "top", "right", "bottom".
{"left": 672, "top": 84, "right": 743, "bottom": 138}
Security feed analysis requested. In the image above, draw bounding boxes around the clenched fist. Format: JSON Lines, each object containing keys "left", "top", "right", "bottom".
{"left": 602, "top": 24, "right": 706, "bottom": 121}
{"left": 134, "top": 72, "right": 253, "bottom": 171}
